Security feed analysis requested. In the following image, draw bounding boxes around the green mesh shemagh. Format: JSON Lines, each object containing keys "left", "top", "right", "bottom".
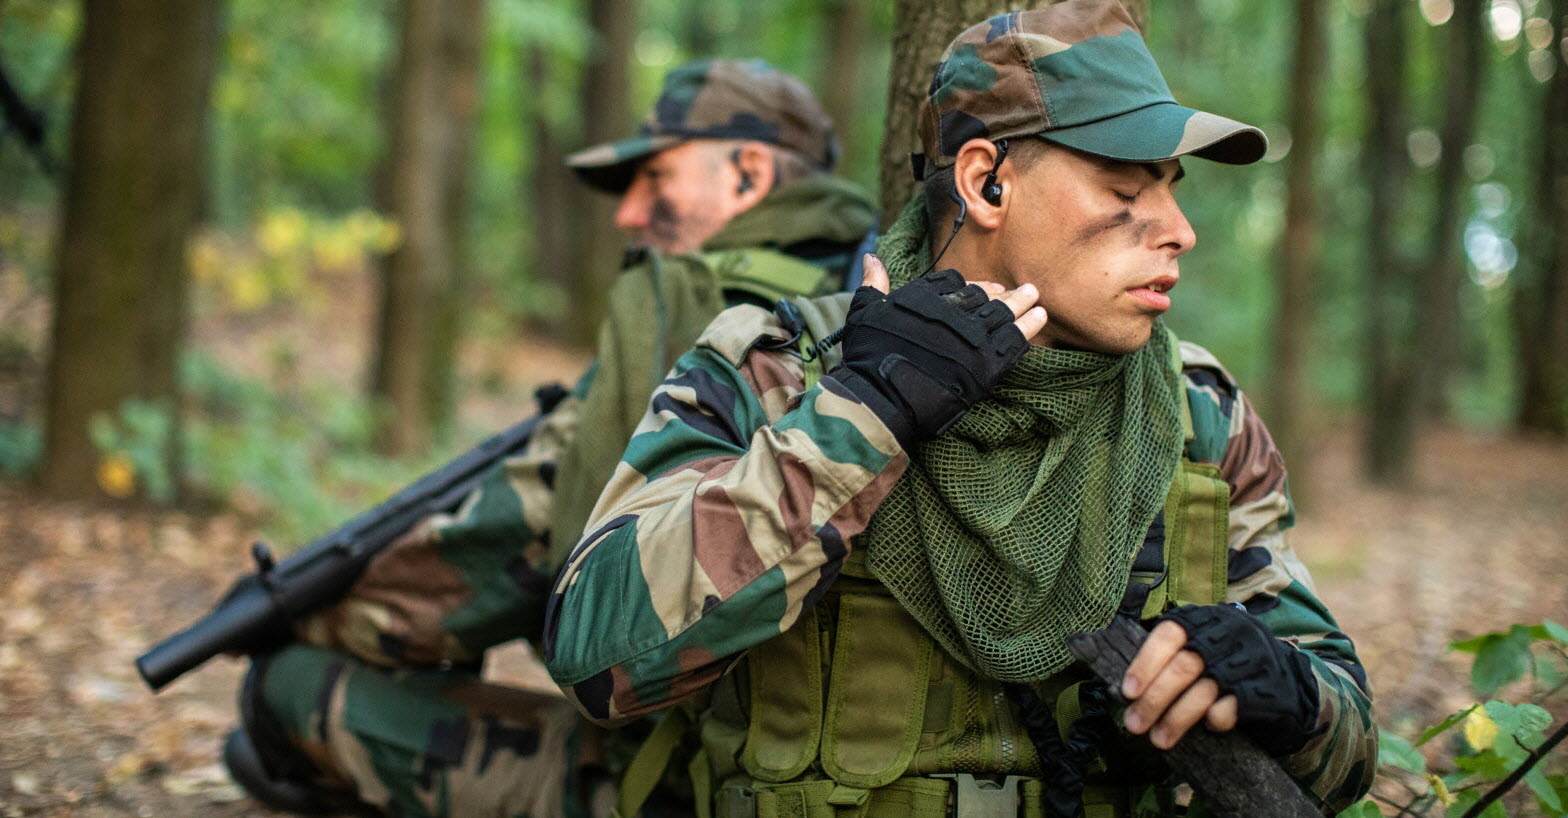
{"left": 861, "top": 197, "right": 1186, "bottom": 681}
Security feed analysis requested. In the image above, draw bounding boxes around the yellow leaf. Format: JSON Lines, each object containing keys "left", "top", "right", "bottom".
{"left": 227, "top": 265, "right": 271, "bottom": 312}
{"left": 1426, "top": 773, "right": 1455, "bottom": 806}
{"left": 1464, "top": 706, "right": 1497, "bottom": 750}
{"left": 96, "top": 454, "right": 136, "bottom": 499}
{"left": 257, "top": 207, "right": 308, "bottom": 257}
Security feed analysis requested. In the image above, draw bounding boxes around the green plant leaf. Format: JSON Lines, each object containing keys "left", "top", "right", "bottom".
{"left": 1418, "top": 704, "right": 1479, "bottom": 747}
{"left": 1528, "top": 765, "right": 1565, "bottom": 812}
{"left": 1455, "top": 750, "right": 1511, "bottom": 780}
{"left": 1534, "top": 620, "right": 1568, "bottom": 644}
{"left": 1379, "top": 731, "right": 1427, "bottom": 774}
{"left": 1451, "top": 632, "right": 1497, "bottom": 654}
{"left": 1333, "top": 801, "right": 1381, "bottom": 818}
{"left": 1471, "top": 629, "right": 1533, "bottom": 694}
{"left": 1485, "top": 701, "right": 1553, "bottom": 740}
{"left": 1449, "top": 789, "right": 1509, "bottom": 818}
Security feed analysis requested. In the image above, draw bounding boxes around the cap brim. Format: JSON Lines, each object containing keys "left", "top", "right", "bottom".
{"left": 1040, "top": 102, "right": 1268, "bottom": 166}
{"left": 565, "top": 134, "right": 685, "bottom": 194}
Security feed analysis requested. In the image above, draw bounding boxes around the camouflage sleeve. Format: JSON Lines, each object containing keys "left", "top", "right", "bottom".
{"left": 543, "top": 305, "right": 907, "bottom": 727}
{"left": 1181, "top": 343, "right": 1378, "bottom": 811}
{"left": 295, "top": 370, "right": 595, "bottom": 667}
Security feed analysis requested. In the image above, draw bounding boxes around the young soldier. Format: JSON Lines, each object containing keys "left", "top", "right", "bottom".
{"left": 224, "top": 59, "right": 876, "bottom": 817}
{"left": 544, "top": 3, "right": 1378, "bottom": 815}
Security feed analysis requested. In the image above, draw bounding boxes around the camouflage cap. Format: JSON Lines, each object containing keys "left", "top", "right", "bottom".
{"left": 567, "top": 59, "right": 838, "bottom": 194}
{"left": 914, "top": 0, "right": 1267, "bottom": 179}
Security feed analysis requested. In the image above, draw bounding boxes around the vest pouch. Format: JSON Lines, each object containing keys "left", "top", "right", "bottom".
{"left": 741, "top": 608, "right": 824, "bottom": 782}
{"left": 1153, "top": 460, "right": 1230, "bottom": 612}
{"left": 821, "top": 592, "right": 932, "bottom": 789}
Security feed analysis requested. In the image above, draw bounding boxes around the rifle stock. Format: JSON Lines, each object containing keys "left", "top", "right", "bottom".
{"left": 137, "top": 387, "right": 564, "bottom": 692}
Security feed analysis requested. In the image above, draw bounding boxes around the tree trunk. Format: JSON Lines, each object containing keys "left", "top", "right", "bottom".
{"left": 1265, "top": 0, "right": 1328, "bottom": 491}
{"left": 1514, "top": 12, "right": 1568, "bottom": 436}
{"left": 879, "top": 0, "right": 1148, "bottom": 222}
{"left": 525, "top": 45, "right": 579, "bottom": 337}
{"left": 370, "top": 0, "right": 482, "bottom": 453}
{"left": 1362, "top": 0, "right": 1419, "bottom": 484}
{"left": 40, "top": 0, "right": 221, "bottom": 501}
{"left": 820, "top": 0, "right": 871, "bottom": 172}
{"left": 424, "top": 0, "right": 484, "bottom": 437}
{"left": 1414, "top": 0, "right": 1487, "bottom": 418}
{"left": 566, "top": 0, "right": 638, "bottom": 347}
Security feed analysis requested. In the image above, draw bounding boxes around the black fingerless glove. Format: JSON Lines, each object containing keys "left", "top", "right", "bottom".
{"left": 826, "top": 269, "right": 1028, "bottom": 449}
{"left": 1158, "top": 604, "right": 1323, "bottom": 757}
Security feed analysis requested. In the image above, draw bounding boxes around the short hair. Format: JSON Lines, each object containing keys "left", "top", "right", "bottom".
{"left": 923, "top": 137, "right": 1053, "bottom": 243}
{"left": 771, "top": 146, "right": 824, "bottom": 189}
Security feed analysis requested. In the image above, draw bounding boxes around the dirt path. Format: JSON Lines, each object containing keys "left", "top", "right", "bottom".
{"left": 2, "top": 425, "right": 1565, "bottom": 817}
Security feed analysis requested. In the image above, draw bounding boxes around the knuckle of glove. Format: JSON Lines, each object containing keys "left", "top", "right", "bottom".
{"left": 1157, "top": 605, "right": 1321, "bottom": 756}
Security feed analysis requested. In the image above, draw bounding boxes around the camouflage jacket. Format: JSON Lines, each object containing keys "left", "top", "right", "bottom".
{"left": 297, "top": 175, "right": 876, "bottom": 667}
{"left": 543, "top": 302, "right": 1378, "bottom": 810}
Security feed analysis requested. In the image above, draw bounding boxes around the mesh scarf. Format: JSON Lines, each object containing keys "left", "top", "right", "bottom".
{"left": 861, "top": 197, "right": 1185, "bottom": 681}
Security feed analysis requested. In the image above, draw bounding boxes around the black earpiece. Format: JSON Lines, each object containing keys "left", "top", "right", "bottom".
{"left": 731, "top": 148, "right": 755, "bottom": 196}
{"left": 981, "top": 139, "right": 1009, "bottom": 206}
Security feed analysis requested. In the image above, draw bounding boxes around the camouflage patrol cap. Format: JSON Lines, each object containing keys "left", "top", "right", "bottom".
{"left": 914, "top": 0, "right": 1267, "bottom": 179}
{"left": 568, "top": 58, "right": 838, "bottom": 194}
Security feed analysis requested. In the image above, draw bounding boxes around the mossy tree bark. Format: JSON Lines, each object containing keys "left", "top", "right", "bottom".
{"left": 1414, "top": 0, "right": 1487, "bottom": 418}
{"left": 1513, "top": 10, "right": 1568, "bottom": 436}
{"left": 565, "top": 0, "right": 638, "bottom": 347}
{"left": 1361, "top": 0, "right": 1419, "bottom": 484}
{"left": 1266, "top": 0, "right": 1328, "bottom": 491}
{"left": 370, "top": 0, "right": 484, "bottom": 454}
{"left": 40, "top": 0, "right": 221, "bottom": 501}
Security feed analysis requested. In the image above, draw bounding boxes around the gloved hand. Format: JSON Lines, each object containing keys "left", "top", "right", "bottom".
{"left": 1157, "top": 604, "right": 1323, "bottom": 757}
{"left": 826, "top": 267, "right": 1031, "bottom": 449}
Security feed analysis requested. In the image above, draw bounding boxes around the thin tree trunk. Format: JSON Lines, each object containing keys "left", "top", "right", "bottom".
{"left": 371, "top": 0, "right": 478, "bottom": 453}
{"left": 820, "top": 0, "right": 871, "bottom": 172}
{"left": 567, "top": 0, "right": 638, "bottom": 347}
{"left": 880, "top": 0, "right": 1147, "bottom": 222}
{"left": 40, "top": 0, "right": 220, "bottom": 501}
{"left": 424, "top": 0, "right": 485, "bottom": 437}
{"left": 1514, "top": 12, "right": 1568, "bottom": 436}
{"left": 526, "top": 45, "right": 578, "bottom": 336}
{"left": 1414, "top": 0, "right": 1487, "bottom": 418}
{"left": 1266, "top": 0, "right": 1328, "bottom": 490}
{"left": 1362, "top": 0, "right": 1419, "bottom": 484}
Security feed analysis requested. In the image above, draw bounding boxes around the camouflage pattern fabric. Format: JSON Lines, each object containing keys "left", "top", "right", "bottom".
{"left": 913, "top": 0, "right": 1267, "bottom": 178}
{"left": 543, "top": 303, "right": 1377, "bottom": 811}
{"left": 568, "top": 58, "right": 838, "bottom": 193}
{"left": 264, "top": 174, "right": 874, "bottom": 817}
{"left": 258, "top": 643, "right": 607, "bottom": 818}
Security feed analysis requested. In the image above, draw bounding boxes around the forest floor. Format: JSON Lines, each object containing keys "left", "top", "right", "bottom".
{"left": 2, "top": 269, "right": 1567, "bottom": 816}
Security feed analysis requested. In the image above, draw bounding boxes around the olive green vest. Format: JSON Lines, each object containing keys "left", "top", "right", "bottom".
{"left": 616, "top": 296, "right": 1231, "bottom": 818}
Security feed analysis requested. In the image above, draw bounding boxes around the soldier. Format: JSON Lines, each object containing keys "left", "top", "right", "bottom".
{"left": 223, "top": 59, "right": 876, "bottom": 818}
{"left": 544, "top": 3, "right": 1378, "bottom": 816}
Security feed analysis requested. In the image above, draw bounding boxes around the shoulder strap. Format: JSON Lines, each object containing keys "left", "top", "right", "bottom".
{"left": 706, "top": 248, "right": 833, "bottom": 305}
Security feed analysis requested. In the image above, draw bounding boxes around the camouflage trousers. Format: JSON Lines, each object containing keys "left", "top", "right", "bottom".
{"left": 258, "top": 644, "right": 616, "bottom": 818}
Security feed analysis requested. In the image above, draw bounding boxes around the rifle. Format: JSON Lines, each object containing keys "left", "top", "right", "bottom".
{"left": 136, "top": 384, "right": 568, "bottom": 692}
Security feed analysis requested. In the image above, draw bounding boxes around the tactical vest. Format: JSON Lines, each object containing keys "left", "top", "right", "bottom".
{"left": 615, "top": 295, "right": 1232, "bottom": 818}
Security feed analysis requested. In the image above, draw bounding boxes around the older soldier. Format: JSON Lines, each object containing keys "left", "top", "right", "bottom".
{"left": 224, "top": 59, "right": 875, "bottom": 817}
{"left": 544, "top": 4, "right": 1378, "bottom": 817}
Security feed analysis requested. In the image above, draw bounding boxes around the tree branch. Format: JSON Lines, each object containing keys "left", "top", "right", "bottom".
{"left": 1460, "top": 718, "right": 1568, "bottom": 818}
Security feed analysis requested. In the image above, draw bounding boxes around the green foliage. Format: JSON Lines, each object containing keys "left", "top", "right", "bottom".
{"left": 181, "top": 351, "right": 434, "bottom": 544}
{"left": 0, "top": 419, "right": 41, "bottom": 478}
{"left": 89, "top": 400, "right": 176, "bottom": 503}
{"left": 1340, "top": 622, "right": 1568, "bottom": 817}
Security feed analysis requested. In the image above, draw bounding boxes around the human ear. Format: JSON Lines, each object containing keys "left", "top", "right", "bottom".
{"left": 953, "top": 138, "right": 1005, "bottom": 230}
{"left": 730, "top": 143, "right": 775, "bottom": 206}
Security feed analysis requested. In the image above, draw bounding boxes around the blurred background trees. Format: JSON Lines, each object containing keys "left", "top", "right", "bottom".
{"left": 1, "top": 0, "right": 1565, "bottom": 516}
